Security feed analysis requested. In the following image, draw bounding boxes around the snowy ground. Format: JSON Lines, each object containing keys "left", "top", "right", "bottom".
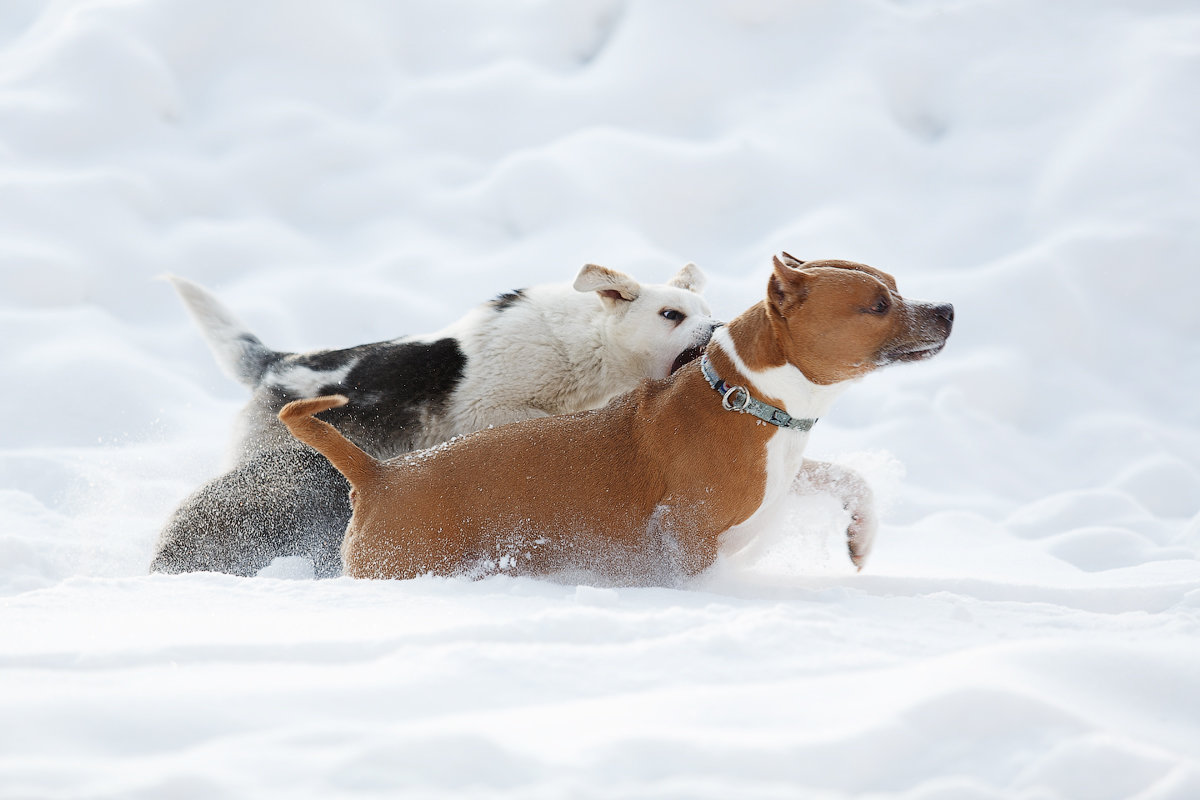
{"left": 2, "top": 1, "right": 1200, "bottom": 797}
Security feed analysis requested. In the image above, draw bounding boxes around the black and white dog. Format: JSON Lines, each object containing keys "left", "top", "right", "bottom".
{"left": 151, "top": 263, "right": 717, "bottom": 577}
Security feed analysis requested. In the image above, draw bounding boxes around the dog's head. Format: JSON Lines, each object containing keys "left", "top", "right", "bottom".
{"left": 575, "top": 262, "right": 718, "bottom": 380}
{"left": 765, "top": 253, "right": 953, "bottom": 385}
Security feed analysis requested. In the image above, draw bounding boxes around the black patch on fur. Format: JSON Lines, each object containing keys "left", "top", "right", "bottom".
{"left": 314, "top": 338, "right": 466, "bottom": 446}
{"left": 153, "top": 337, "right": 468, "bottom": 578}
{"left": 286, "top": 344, "right": 371, "bottom": 372}
{"left": 488, "top": 288, "right": 527, "bottom": 312}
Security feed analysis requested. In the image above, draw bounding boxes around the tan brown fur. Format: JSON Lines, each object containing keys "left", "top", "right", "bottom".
{"left": 765, "top": 255, "right": 935, "bottom": 385}
{"left": 279, "top": 256, "right": 952, "bottom": 582}
{"left": 285, "top": 365, "right": 773, "bottom": 582}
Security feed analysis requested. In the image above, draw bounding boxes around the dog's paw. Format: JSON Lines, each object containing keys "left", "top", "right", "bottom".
{"left": 845, "top": 491, "right": 878, "bottom": 571}
{"left": 793, "top": 460, "right": 878, "bottom": 570}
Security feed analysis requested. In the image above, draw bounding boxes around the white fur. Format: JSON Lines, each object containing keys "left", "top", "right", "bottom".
{"left": 175, "top": 263, "right": 716, "bottom": 460}
{"left": 160, "top": 264, "right": 717, "bottom": 577}
{"left": 710, "top": 325, "right": 850, "bottom": 535}
{"left": 445, "top": 264, "right": 715, "bottom": 433}
{"left": 265, "top": 363, "right": 354, "bottom": 397}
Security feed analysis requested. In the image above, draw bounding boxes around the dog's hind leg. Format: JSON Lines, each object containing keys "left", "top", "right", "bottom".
{"left": 151, "top": 447, "right": 352, "bottom": 577}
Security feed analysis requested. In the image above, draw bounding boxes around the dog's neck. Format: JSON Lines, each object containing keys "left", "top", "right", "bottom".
{"left": 694, "top": 307, "right": 849, "bottom": 536}
{"left": 710, "top": 305, "right": 847, "bottom": 422}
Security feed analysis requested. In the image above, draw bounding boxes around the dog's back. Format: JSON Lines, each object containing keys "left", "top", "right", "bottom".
{"left": 155, "top": 265, "right": 714, "bottom": 578}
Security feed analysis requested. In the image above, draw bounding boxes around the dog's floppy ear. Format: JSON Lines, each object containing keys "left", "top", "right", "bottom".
{"left": 574, "top": 264, "right": 641, "bottom": 306}
{"left": 768, "top": 253, "right": 810, "bottom": 317}
{"left": 667, "top": 262, "right": 706, "bottom": 293}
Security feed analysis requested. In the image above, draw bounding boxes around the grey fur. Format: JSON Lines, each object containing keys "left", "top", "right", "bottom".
{"left": 152, "top": 265, "right": 716, "bottom": 578}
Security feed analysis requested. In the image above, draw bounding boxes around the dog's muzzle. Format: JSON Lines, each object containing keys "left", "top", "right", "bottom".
{"left": 879, "top": 303, "right": 954, "bottom": 364}
{"left": 670, "top": 323, "right": 721, "bottom": 375}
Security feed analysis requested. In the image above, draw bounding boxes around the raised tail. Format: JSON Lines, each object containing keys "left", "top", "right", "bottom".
{"left": 278, "top": 395, "right": 381, "bottom": 490}
{"left": 166, "top": 275, "right": 281, "bottom": 387}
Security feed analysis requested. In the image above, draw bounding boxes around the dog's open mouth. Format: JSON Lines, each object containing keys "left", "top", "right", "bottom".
{"left": 670, "top": 344, "right": 706, "bottom": 375}
{"left": 882, "top": 340, "right": 947, "bottom": 364}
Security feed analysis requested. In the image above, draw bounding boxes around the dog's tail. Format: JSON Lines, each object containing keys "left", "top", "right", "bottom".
{"left": 279, "top": 395, "right": 381, "bottom": 489}
{"left": 166, "top": 275, "right": 281, "bottom": 388}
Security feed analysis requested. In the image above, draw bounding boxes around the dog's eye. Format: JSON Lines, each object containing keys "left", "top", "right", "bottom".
{"left": 869, "top": 299, "right": 890, "bottom": 315}
{"left": 660, "top": 309, "right": 685, "bottom": 322}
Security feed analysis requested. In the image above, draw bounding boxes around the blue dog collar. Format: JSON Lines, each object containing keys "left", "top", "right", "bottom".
{"left": 699, "top": 353, "right": 817, "bottom": 432}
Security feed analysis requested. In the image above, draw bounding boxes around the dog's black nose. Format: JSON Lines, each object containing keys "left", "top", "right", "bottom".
{"left": 934, "top": 303, "right": 954, "bottom": 327}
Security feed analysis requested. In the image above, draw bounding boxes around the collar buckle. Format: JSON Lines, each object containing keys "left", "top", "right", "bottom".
{"left": 699, "top": 352, "right": 818, "bottom": 433}
{"left": 721, "top": 384, "right": 751, "bottom": 412}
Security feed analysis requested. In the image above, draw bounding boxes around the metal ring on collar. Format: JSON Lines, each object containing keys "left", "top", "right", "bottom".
{"left": 721, "top": 384, "right": 751, "bottom": 412}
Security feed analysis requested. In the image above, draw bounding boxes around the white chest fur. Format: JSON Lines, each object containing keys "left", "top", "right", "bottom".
{"left": 711, "top": 326, "right": 848, "bottom": 527}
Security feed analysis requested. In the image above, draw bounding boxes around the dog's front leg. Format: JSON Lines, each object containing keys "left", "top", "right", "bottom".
{"left": 793, "top": 460, "right": 877, "bottom": 570}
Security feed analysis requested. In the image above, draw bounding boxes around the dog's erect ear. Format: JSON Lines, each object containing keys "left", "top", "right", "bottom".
{"left": 667, "top": 262, "right": 706, "bottom": 293}
{"left": 574, "top": 264, "right": 641, "bottom": 306}
{"left": 768, "top": 254, "right": 810, "bottom": 316}
{"left": 778, "top": 252, "right": 806, "bottom": 269}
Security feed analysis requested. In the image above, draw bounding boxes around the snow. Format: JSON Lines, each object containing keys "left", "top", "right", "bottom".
{"left": 2, "top": 0, "right": 1199, "bottom": 797}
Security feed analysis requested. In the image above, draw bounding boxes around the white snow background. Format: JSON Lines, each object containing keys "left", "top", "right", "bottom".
{"left": 2, "top": 1, "right": 1199, "bottom": 798}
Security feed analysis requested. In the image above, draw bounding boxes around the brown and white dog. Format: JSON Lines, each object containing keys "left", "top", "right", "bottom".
{"left": 279, "top": 255, "right": 953, "bottom": 584}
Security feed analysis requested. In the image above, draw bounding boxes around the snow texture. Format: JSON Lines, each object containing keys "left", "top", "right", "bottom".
{"left": 2, "top": 1, "right": 1199, "bottom": 797}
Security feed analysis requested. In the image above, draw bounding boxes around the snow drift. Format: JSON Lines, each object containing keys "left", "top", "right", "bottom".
{"left": 1, "top": 1, "right": 1198, "bottom": 797}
